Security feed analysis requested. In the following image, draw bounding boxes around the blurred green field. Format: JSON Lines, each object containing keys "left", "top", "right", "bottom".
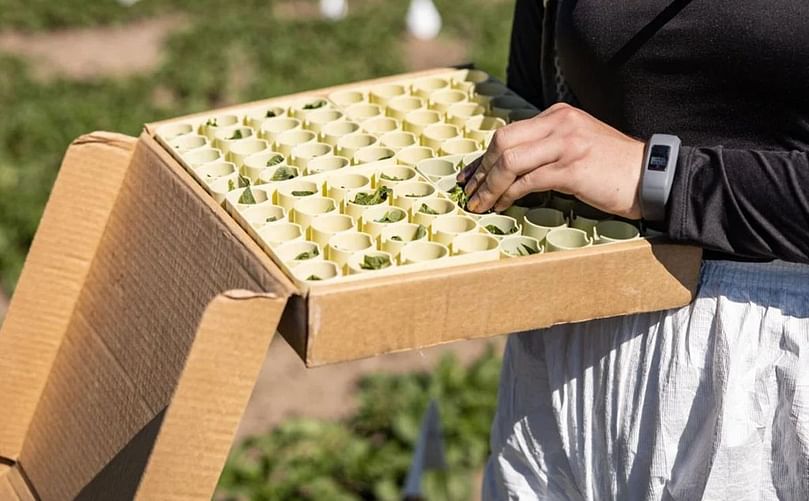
{"left": 0, "top": 0, "right": 516, "bottom": 294}
{"left": 1, "top": 2, "right": 517, "bottom": 497}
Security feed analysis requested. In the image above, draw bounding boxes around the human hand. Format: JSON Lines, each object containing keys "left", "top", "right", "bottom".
{"left": 458, "top": 103, "right": 646, "bottom": 219}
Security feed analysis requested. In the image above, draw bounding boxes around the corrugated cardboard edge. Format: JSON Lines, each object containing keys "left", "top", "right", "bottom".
{"left": 304, "top": 240, "right": 702, "bottom": 366}
{"left": 0, "top": 463, "right": 35, "bottom": 501}
{"left": 0, "top": 132, "right": 135, "bottom": 461}
{"left": 134, "top": 291, "right": 286, "bottom": 500}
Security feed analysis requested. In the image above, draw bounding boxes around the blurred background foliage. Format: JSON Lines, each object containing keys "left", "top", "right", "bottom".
{"left": 0, "top": 0, "right": 515, "bottom": 294}
{"left": 217, "top": 348, "right": 502, "bottom": 500}
{"left": 0, "top": 2, "right": 515, "bottom": 498}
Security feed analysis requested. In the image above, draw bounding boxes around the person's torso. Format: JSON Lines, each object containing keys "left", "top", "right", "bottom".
{"left": 555, "top": 0, "right": 809, "bottom": 151}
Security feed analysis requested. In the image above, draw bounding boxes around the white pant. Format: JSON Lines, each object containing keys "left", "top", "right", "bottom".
{"left": 483, "top": 259, "right": 809, "bottom": 500}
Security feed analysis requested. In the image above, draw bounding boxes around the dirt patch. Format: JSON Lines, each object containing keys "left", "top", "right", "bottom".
{"left": 273, "top": 0, "right": 322, "bottom": 20}
{"left": 235, "top": 334, "right": 505, "bottom": 441}
{"left": 0, "top": 15, "right": 185, "bottom": 80}
{"left": 401, "top": 33, "right": 468, "bottom": 71}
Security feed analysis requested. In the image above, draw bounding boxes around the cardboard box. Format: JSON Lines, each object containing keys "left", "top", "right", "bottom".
{"left": 144, "top": 67, "right": 701, "bottom": 367}
{"left": 0, "top": 68, "right": 701, "bottom": 499}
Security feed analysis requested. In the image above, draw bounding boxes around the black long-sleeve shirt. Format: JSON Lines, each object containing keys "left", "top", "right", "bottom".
{"left": 507, "top": 0, "right": 809, "bottom": 263}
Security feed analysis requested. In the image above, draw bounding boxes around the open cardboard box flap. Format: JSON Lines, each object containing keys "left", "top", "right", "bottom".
{"left": 0, "top": 132, "right": 290, "bottom": 499}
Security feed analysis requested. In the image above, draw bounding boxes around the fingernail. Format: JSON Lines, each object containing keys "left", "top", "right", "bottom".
{"left": 468, "top": 195, "right": 479, "bottom": 211}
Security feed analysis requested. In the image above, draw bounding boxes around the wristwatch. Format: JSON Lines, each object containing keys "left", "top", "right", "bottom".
{"left": 640, "top": 134, "right": 680, "bottom": 222}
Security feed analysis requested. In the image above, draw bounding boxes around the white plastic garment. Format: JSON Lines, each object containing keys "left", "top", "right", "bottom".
{"left": 483, "top": 259, "right": 809, "bottom": 500}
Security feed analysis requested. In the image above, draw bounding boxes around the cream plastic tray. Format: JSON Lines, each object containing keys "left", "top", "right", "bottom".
{"left": 153, "top": 68, "right": 645, "bottom": 287}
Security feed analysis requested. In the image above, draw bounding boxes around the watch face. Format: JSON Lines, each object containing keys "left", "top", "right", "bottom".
{"left": 648, "top": 144, "right": 670, "bottom": 172}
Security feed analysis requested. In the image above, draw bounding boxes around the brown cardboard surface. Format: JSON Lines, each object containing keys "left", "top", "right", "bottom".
{"left": 135, "top": 132, "right": 701, "bottom": 368}
{"left": 0, "top": 132, "right": 135, "bottom": 461}
{"left": 135, "top": 291, "right": 284, "bottom": 500}
{"left": 0, "top": 464, "right": 35, "bottom": 501}
{"left": 141, "top": 66, "right": 703, "bottom": 367}
{"left": 2, "top": 131, "right": 292, "bottom": 499}
{"left": 304, "top": 240, "right": 700, "bottom": 365}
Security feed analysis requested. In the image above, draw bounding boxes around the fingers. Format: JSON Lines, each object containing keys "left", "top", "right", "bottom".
{"left": 463, "top": 114, "right": 557, "bottom": 194}
{"left": 466, "top": 137, "right": 564, "bottom": 213}
{"left": 457, "top": 155, "right": 481, "bottom": 184}
{"left": 493, "top": 163, "right": 567, "bottom": 212}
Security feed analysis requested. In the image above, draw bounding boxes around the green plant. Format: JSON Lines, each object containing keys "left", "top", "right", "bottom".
{"left": 353, "top": 186, "right": 391, "bottom": 206}
{"left": 485, "top": 224, "right": 516, "bottom": 236}
{"left": 447, "top": 185, "right": 469, "bottom": 208}
{"left": 418, "top": 203, "right": 439, "bottom": 215}
{"left": 360, "top": 254, "right": 391, "bottom": 270}
{"left": 302, "top": 99, "right": 327, "bottom": 110}
{"left": 238, "top": 186, "right": 256, "bottom": 204}
{"left": 270, "top": 165, "right": 296, "bottom": 180}
{"left": 291, "top": 190, "right": 315, "bottom": 197}
{"left": 266, "top": 155, "right": 285, "bottom": 167}
{"left": 505, "top": 243, "right": 539, "bottom": 256}
{"left": 216, "top": 347, "right": 503, "bottom": 500}
{"left": 380, "top": 172, "right": 403, "bottom": 182}
{"left": 306, "top": 274, "right": 322, "bottom": 281}
{"left": 295, "top": 248, "right": 319, "bottom": 261}
{"left": 376, "top": 210, "right": 404, "bottom": 223}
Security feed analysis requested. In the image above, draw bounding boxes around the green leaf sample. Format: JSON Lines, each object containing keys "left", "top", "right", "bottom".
{"left": 266, "top": 155, "right": 285, "bottom": 167}
{"left": 295, "top": 247, "right": 320, "bottom": 260}
{"left": 360, "top": 254, "right": 391, "bottom": 270}
{"left": 238, "top": 186, "right": 257, "bottom": 204}
{"left": 306, "top": 275, "right": 322, "bottom": 281}
{"left": 380, "top": 172, "right": 403, "bottom": 181}
{"left": 303, "top": 99, "right": 327, "bottom": 110}
{"left": 448, "top": 184, "right": 469, "bottom": 208}
{"left": 521, "top": 243, "right": 539, "bottom": 255}
{"left": 353, "top": 186, "right": 391, "bottom": 206}
{"left": 390, "top": 235, "right": 403, "bottom": 241}
{"left": 418, "top": 203, "right": 439, "bottom": 215}
{"left": 376, "top": 210, "right": 404, "bottom": 223}
{"left": 266, "top": 216, "right": 279, "bottom": 223}
{"left": 227, "top": 179, "right": 236, "bottom": 191}
{"left": 291, "top": 190, "right": 316, "bottom": 197}
{"left": 485, "top": 224, "right": 516, "bottom": 236}
{"left": 229, "top": 129, "right": 245, "bottom": 140}
{"left": 414, "top": 224, "right": 427, "bottom": 240}
{"left": 238, "top": 174, "right": 251, "bottom": 188}
{"left": 508, "top": 243, "right": 540, "bottom": 256}
{"left": 265, "top": 110, "right": 278, "bottom": 118}
{"left": 205, "top": 118, "right": 218, "bottom": 128}
{"left": 271, "top": 166, "right": 297, "bottom": 181}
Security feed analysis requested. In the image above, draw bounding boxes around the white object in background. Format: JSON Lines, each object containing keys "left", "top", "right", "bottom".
{"left": 320, "top": 0, "right": 348, "bottom": 20}
{"left": 406, "top": 0, "right": 442, "bottom": 40}
{"left": 117, "top": 0, "right": 141, "bottom": 6}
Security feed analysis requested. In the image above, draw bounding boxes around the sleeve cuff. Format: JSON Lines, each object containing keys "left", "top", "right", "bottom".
{"left": 661, "top": 145, "right": 696, "bottom": 239}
